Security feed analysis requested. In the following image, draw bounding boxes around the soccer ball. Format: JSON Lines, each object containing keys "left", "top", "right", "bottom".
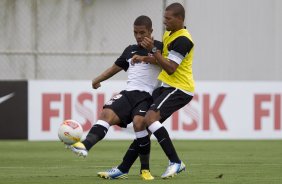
{"left": 58, "top": 119, "right": 83, "bottom": 145}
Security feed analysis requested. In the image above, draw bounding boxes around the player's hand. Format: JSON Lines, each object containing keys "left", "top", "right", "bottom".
{"left": 141, "top": 37, "right": 154, "bottom": 51}
{"left": 92, "top": 79, "right": 101, "bottom": 89}
{"left": 131, "top": 55, "right": 144, "bottom": 65}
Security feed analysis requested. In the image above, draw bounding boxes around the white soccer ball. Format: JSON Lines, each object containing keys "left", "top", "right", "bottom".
{"left": 58, "top": 119, "right": 83, "bottom": 145}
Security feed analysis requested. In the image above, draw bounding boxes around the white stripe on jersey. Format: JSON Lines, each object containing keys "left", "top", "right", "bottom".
{"left": 125, "top": 58, "right": 161, "bottom": 95}
{"left": 168, "top": 50, "right": 183, "bottom": 65}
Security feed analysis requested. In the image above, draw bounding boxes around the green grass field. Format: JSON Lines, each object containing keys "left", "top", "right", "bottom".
{"left": 0, "top": 140, "right": 282, "bottom": 184}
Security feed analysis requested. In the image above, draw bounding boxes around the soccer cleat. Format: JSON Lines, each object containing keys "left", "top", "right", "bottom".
{"left": 97, "top": 167, "right": 128, "bottom": 179}
{"left": 161, "top": 161, "right": 186, "bottom": 179}
{"left": 69, "top": 142, "right": 88, "bottom": 157}
{"left": 140, "top": 170, "right": 154, "bottom": 180}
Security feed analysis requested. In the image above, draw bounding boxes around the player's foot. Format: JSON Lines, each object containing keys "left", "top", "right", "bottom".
{"left": 97, "top": 167, "right": 128, "bottom": 179}
{"left": 161, "top": 161, "right": 186, "bottom": 179}
{"left": 140, "top": 169, "right": 154, "bottom": 180}
{"left": 70, "top": 142, "right": 88, "bottom": 157}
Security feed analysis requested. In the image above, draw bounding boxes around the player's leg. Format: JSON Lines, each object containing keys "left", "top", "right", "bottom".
{"left": 117, "top": 139, "right": 139, "bottom": 173}
{"left": 98, "top": 91, "right": 153, "bottom": 180}
{"left": 145, "top": 87, "right": 193, "bottom": 178}
{"left": 96, "top": 91, "right": 140, "bottom": 179}
{"left": 146, "top": 110, "right": 185, "bottom": 178}
{"left": 132, "top": 115, "right": 154, "bottom": 180}
{"left": 70, "top": 108, "right": 120, "bottom": 157}
{"left": 98, "top": 117, "right": 153, "bottom": 180}
{"left": 115, "top": 128, "right": 148, "bottom": 176}
{"left": 70, "top": 92, "right": 130, "bottom": 157}
{"left": 98, "top": 139, "right": 138, "bottom": 179}
{"left": 84, "top": 108, "right": 120, "bottom": 147}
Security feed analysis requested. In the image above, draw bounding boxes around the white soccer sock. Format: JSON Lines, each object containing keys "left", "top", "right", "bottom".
{"left": 96, "top": 120, "right": 110, "bottom": 129}
{"left": 135, "top": 130, "right": 149, "bottom": 138}
{"left": 148, "top": 121, "right": 163, "bottom": 134}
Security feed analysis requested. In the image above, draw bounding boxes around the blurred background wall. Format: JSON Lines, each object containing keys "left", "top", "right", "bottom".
{"left": 0, "top": 0, "right": 282, "bottom": 81}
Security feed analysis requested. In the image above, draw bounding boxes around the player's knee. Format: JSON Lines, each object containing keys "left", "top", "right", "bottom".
{"left": 133, "top": 116, "right": 146, "bottom": 131}
{"left": 144, "top": 110, "right": 160, "bottom": 126}
{"left": 99, "top": 108, "right": 119, "bottom": 125}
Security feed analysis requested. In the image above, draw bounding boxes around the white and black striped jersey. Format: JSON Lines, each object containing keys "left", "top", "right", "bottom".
{"left": 115, "top": 40, "right": 162, "bottom": 95}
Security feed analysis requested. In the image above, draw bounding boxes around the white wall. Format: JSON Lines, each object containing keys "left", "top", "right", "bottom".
{"left": 188, "top": 0, "right": 282, "bottom": 81}
{"left": 0, "top": 0, "right": 281, "bottom": 81}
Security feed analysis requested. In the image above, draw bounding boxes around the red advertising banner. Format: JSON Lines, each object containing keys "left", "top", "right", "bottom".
{"left": 28, "top": 81, "right": 282, "bottom": 140}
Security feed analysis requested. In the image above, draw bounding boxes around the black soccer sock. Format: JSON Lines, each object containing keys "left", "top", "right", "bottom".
{"left": 82, "top": 123, "right": 108, "bottom": 151}
{"left": 154, "top": 127, "right": 181, "bottom": 163}
{"left": 136, "top": 135, "right": 151, "bottom": 171}
{"left": 139, "top": 153, "right": 150, "bottom": 171}
{"left": 118, "top": 139, "right": 139, "bottom": 173}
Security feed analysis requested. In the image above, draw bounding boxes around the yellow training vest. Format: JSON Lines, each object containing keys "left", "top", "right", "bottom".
{"left": 158, "top": 29, "right": 195, "bottom": 92}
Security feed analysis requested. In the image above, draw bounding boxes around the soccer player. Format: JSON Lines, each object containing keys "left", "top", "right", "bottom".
{"left": 67, "top": 15, "right": 162, "bottom": 180}
{"left": 99, "top": 2, "right": 195, "bottom": 179}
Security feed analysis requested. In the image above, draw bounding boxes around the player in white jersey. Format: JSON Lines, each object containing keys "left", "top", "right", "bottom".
{"left": 66, "top": 15, "right": 162, "bottom": 180}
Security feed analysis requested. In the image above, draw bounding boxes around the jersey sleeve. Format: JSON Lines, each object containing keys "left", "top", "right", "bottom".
{"left": 114, "top": 46, "right": 131, "bottom": 71}
{"left": 168, "top": 36, "right": 194, "bottom": 64}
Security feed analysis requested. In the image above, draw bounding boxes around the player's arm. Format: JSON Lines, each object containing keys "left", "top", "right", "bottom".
{"left": 142, "top": 36, "right": 193, "bottom": 75}
{"left": 131, "top": 41, "right": 162, "bottom": 65}
{"left": 93, "top": 46, "right": 130, "bottom": 89}
{"left": 131, "top": 55, "right": 158, "bottom": 65}
{"left": 92, "top": 64, "right": 122, "bottom": 89}
{"left": 150, "top": 50, "right": 178, "bottom": 75}
{"left": 141, "top": 37, "right": 177, "bottom": 75}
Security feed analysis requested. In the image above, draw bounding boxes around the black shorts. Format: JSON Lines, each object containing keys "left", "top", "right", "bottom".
{"left": 103, "top": 90, "right": 152, "bottom": 128}
{"left": 150, "top": 87, "right": 193, "bottom": 123}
